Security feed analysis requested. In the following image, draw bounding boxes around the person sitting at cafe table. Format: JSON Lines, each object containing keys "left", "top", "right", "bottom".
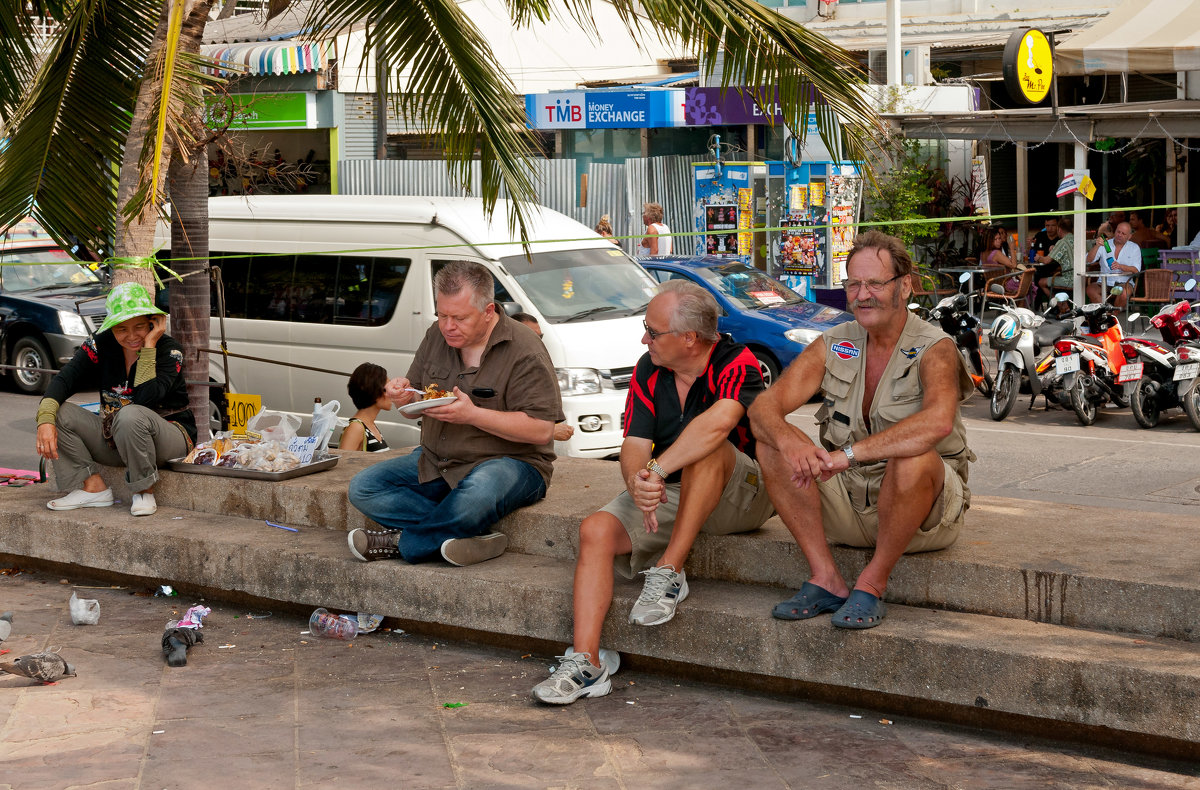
{"left": 1031, "top": 216, "right": 1074, "bottom": 308}
{"left": 1129, "top": 210, "right": 1170, "bottom": 250}
{"left": 1086, "top": 221, "right": 1140, "bottom": 309}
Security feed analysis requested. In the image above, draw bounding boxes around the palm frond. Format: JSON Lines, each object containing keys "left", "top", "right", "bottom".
{"left": 307, "top": 0, "right": 543, "bottom": 240}
{"left": 0, "top": 0, "right": 160, "bottom": 250}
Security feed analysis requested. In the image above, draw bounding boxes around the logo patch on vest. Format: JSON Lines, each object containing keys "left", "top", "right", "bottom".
{"left": 900, "top": 345, "right": 924, "bottom": 360}
{"left": 831, "top": 341, "right": 860, "bottom": 360}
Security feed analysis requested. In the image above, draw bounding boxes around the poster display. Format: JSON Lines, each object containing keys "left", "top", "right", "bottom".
{"left": 703, "top": 203, "right": 739, "bottom": 256}
{"left": 737, "top": 188, "right": 753, "bottom": 256}
{"left": 827, "top": 174, "right": 862, "bottom": 286}
{"left": 780, "top": 221, "right": 820, "bottom": 277}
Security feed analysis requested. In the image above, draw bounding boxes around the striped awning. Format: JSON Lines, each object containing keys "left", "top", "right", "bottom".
{"left": 1057, "top": 0, "right": 1200, "bottom": 75}
{"left": 201, "top": 40, "right": 334, "bottom": 77}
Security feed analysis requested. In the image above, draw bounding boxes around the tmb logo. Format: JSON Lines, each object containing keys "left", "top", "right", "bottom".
{"left": 541, "top": 92, "right": 586, "bottom": 128}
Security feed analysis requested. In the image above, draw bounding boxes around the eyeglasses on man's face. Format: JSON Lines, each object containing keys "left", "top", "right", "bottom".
{"left": 642, "top": 319, "right": 678, "bottom": 340}
{"left": 841, "top": 273, "right": 904, "bottom": 295}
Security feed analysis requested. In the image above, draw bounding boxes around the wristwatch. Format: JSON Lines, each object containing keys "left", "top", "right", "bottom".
{"left": 645, "top": 458, "right": 669, "bottom": 480}
{"left": 841, "top": 444, "right": 860, "bottom": 468}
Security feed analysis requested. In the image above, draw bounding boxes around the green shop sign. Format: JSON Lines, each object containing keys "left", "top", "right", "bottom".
{"left": 205, "top": 92, "right": 314, "bottom": 130}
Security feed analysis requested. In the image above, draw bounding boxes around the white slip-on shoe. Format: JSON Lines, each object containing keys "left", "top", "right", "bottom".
{"left": 130, "top": 493, "right": 157, "bottom": 517}
{"left": 47, "top": 488, "right": 114, "bottom": 511}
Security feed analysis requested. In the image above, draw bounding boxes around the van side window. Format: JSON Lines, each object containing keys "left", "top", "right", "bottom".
{"left": 194, "top": 253, "right": 409, "bottom": 326}
{"left": 431, "top": 259, "right": 514, "bottom": 304}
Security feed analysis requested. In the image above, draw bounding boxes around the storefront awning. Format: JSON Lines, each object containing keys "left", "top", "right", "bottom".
{"left": 1057, "top": 0, "right": 1200, "bottom": 75}
{"left": 201, "top": 40, "right": 334, "bottom": 77}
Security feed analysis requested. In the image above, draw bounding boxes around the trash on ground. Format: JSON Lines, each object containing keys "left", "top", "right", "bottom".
{"left": 168, "top": 605, "right": 211, "bottom": 631}
{"left": 850, "top": 714, "right": 863, "bottom": 719}
{"left": 442, "top": 702, "right": 468, "bottom": 709}
{"left": 265, "top": 520, "right": 298, "bottom": 533}
{"left": 0, "top": 611, "right": 11, "bottom": 642}
{"left": 626, "top": 701, "right": 636, "bottom": 705}
{"left": 245, "top": 612, "right": 273, "bottom": 619}
{"left": 217, "top": 644, "right": 236, "bottom": 649}
{"left": 152, "top": 730, "right": 165, "bottom": 734}
{"left": 162, "top": 625, "right": 203, "bottom": 668}
{"left": 69, "top": 591, "right": 100, "bottom": 625}
{"left": 153, "top": 585, "right": 177, "bottom": 597}
{"left": 880, "top": 719, "right": 893, "bottom": 725}
{"left": 308, "top": 608, "right": 357, "bottom": 640}
{"left": 354, "top": 613, "right": 384, "bottom": 633}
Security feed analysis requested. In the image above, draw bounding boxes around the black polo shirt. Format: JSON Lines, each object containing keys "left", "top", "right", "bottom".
{"left": 1030, "top": 229, "right": 1054, "bottom": 260}
{"left": 622, "top": 335, "right": 764, "bottom": 482}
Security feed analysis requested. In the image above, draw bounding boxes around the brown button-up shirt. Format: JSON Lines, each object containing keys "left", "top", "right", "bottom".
{"left": 406, "top": 312, "right": 564, "bottom": 488}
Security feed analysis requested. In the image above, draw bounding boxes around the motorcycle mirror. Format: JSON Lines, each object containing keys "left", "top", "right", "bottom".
{"left": 958, "top": 272, "right": 972, "bottom": 284}
{"left": 1048, "top": 297, "right": 1058, "bottom": 307}
{"left": 1185, "top": 278, "right": 1198, "bottom": 291}
{"left": 908, "top": 303, "right": 921, "bottom": 311}
{"left": 1110, "top": 285, "right": 1124, "bottom": 295}
{"left": 1128, "top": 312, "right": 1141, "bottom": 323}
{"left": 1055, "top": 291, "right": 1069, "bottom": 302}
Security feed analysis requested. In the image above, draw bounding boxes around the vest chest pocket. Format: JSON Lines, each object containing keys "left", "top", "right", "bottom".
{"left": 876, "top": 361, "right": 923, "bottom": 425}
{"left": 817, "top": 365, "right": 856, "bottom": 448}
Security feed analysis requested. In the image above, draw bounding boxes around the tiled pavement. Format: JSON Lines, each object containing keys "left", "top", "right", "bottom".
{"left": 0, "top": 569, "right": 1197, "bottom": 790}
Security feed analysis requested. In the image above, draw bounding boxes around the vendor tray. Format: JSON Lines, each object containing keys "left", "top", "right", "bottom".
{"left": 166, "top": 455, "right": 338, "bottom": 481}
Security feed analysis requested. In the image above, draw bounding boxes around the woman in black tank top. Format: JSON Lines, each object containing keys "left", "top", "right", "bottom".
{"left": 338, "top": 363, "right": 392, "bottom": 453}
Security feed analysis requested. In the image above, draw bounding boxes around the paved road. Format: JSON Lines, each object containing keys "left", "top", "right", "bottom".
{"left": 0, "top": 567, "right": 1196, "bottom": 789}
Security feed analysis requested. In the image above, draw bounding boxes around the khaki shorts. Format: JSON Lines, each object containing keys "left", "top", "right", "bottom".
{"left": 817, "top": 459, "right": 966, "bottom": 553}
{"left": 602, "top": 446, "right": 775, "bottom": 579}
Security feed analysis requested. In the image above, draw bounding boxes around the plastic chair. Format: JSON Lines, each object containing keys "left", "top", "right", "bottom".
{"left": 1130, "top": 268, "right": 1176, "bottom": 315}
{"left": 909, "top": 266, "right": 957, "bottom": 307}
{"left": 982, "top": 267, "right": 1035, "bottom": 320}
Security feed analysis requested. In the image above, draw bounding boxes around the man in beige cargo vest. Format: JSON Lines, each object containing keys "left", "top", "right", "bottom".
{"left": 749, "top": 230, "right": 973, "bottom": 629}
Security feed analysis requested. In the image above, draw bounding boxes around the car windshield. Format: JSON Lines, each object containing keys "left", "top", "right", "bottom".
{"left": 501, "top": 248, "right": 658, "bottom": 323}
{"left": 0, "top": 250, "right": 99, "bottom": 292}
{"left": 696, "top": 263, "right": 805, "bottom": 309}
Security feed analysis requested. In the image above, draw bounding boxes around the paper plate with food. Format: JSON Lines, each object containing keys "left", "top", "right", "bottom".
{"left": 398, "top": 384, "right": 457, "bottom": 416}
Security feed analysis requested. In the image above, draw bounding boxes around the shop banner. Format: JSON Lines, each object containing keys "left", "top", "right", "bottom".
{"left": 685, "top": 87, "right": 785, "bottom": 125}
{"left": 205, "top": 92, "right": 316, "bottom": 130}
{"left": 525, "top": 90, "right": 685, "bottom": 129}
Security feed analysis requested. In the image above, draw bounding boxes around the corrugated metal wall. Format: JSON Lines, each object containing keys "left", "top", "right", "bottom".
{"left": 339, "top": 156, "right": 697, "bottom": 256}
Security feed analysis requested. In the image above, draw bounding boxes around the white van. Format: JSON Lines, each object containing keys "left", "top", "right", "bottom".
{"left": 165, "top": 195, "right": 654, "bottom": 458}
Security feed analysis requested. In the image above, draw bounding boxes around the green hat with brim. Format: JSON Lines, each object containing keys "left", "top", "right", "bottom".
{"left": 97, "top": 282, "right": 167, "bottom": 335}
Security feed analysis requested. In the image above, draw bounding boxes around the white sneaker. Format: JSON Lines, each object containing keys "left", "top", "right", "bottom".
{"left": 566, "top": 645, "right": 621, "bottom": 676}
{"left": 130, "top": 493, "right": 157, "bottom": 517}
{"left": 531, "top": 651, "right": 612, "bottom": 705}
{"left": 628, "top": 566, "right": 689, "bottom": 626}
{"left": 47, "top": 488, "right": 114, "bottom": 511}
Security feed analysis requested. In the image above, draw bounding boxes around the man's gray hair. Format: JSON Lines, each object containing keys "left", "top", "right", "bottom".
{"left": 657, "top": 279, "right": 720, "bottom": 342}
{"left": 433, "top": 260, "right": 493, "bottom": 312}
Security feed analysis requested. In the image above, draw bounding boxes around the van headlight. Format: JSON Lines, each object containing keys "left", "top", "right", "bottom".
{"left": 58, "top": 311, "right": 89, "bottom": 337}
{"left": 557, "top": 368, "right": 602, "bottom": 396}
{"left": 784, "top": 327, "right": 822, "bottom": 345}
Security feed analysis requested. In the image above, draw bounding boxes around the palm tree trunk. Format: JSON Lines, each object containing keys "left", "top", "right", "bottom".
{"left": 168, "top": 151, "right": 212, "bottom": 442}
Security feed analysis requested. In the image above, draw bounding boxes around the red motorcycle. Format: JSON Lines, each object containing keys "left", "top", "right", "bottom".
{"left": 1126, "top": 279, "right": 1200, "bottom": 429}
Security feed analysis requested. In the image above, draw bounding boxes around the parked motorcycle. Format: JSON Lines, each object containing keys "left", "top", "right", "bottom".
{"left": 1048, "top": 288, "right": 1137, "bottom": 426}
{"left": 987, "top": 298, "right": 1075, "bottom": 421}
{"left": 1126, "top": 279, "right": 1200, "bottom": 429}
{"left": 915, "top": 278, "right": 993, "bottom": 397}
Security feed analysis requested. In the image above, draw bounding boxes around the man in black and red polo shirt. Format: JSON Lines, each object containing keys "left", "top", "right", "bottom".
{"left": 531, "top": 279, "right": 775, "bottom": 705}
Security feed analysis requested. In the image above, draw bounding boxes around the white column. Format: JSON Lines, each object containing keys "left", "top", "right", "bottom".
{"left": 1074, "top": 143, "right": 1087, "bottom": 305}
{"left": 887, "top": 0, "right": 901, "bottom": 87}
{"left": 1166, "top": 140, "right": 1178, "bottom": 236}
{"left": 1016, "top": 145, "right": 1029, "bottom": 254}
{"left": 1181, "top": 142, "right": 1190, "bottom": 245}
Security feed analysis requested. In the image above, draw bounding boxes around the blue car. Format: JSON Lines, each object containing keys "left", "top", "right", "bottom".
{"left": 638, "top": 256, "right": 853, "bottom": 384}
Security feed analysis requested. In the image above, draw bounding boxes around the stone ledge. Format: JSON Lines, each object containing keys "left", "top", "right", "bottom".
{"left": 0, "top": 497, "right": 1197, "bottom": 753}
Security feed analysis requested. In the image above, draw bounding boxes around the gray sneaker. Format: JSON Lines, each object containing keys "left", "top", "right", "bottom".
{"left": 628, "top": 566, "right": 689, "bottom": 626}
{"left": 531, "top": 651, "right": 612, "bottom": 705}
{"left": 347, "top": 528, "right": 400, "bottom": 562}
{"left": 440, "top": 532, "right": 508, "bottom": 566}
{"left": 566, "top": 645, "right": 621, "bottom": 676}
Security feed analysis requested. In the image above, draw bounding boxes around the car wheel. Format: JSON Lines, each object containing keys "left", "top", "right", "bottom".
{"left": 10, "top": 336, "right": 53, "bottom": 394}
{"left": 752, "top": 350, "right": 780, "bottom": 386}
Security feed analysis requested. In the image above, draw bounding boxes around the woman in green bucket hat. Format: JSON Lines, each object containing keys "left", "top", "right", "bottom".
{"left": 34, "top": 282, "right": 195, "bottom": 516}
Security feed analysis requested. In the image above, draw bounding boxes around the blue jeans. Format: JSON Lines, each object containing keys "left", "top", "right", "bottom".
{"left": 347, "top": 448, "right": 547, "bottom": 563}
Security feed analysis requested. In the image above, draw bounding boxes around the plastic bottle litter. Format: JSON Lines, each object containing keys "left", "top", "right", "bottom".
{"left": 309, "top": 608, "right": 358, "bottom": 640}
{"left": 69, "top": 591, "right": 100, "bottom": 625}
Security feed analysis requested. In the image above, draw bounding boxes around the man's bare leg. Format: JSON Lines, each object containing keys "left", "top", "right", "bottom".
{"left": 656, "top": 442, "right": 735, "bottom": 571}
{"left": 757, "top": 443, "right": 848, "bottom": 598}
{"left": 853, "top": 450, "right": 943, "bottom": 598}
{"left": 572, "top": 512, "right": 632, "bottom": 668}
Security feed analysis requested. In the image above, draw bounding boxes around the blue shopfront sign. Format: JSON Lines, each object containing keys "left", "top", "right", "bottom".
{"left": 525, "top": 90, "right": 685, "bottom": 130}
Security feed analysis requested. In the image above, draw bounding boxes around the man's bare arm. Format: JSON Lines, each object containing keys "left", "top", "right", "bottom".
{"left": 749, "top": 339, "right": 831, "bottom": 486}
{"left": 651, "top": 399, "right": 745, "bottom": 476}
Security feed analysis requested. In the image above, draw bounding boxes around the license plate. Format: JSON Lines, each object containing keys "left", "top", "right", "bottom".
{"left": 1174, "top": 362, "right": 1200, "bottom": 382}
{"left": 1117, "top": 362, "right": 1143, "bottom": 384}
{"left": 1055, "top": 354, "right": 1080, "bottom": 375}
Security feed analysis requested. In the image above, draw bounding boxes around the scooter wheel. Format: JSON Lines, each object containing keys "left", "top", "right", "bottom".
{"left": 1183, "top": 381, "right": 1200, "bottom": 432}
{"left": 1070, "top": 377, "right": 1098, "bottom": 426}
{"left": 990, "top": 367, "right": 1020, "bottom": 422}
{"left": 1129, "top": 377, "right": 1161, "bottom": 429}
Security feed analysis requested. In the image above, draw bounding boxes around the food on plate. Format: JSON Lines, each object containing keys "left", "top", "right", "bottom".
{"left": 180, "top": 435, "right": 302, "bottom": 473}
{"left": 423, "top": 383, "right": 452, "bottom": 400}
